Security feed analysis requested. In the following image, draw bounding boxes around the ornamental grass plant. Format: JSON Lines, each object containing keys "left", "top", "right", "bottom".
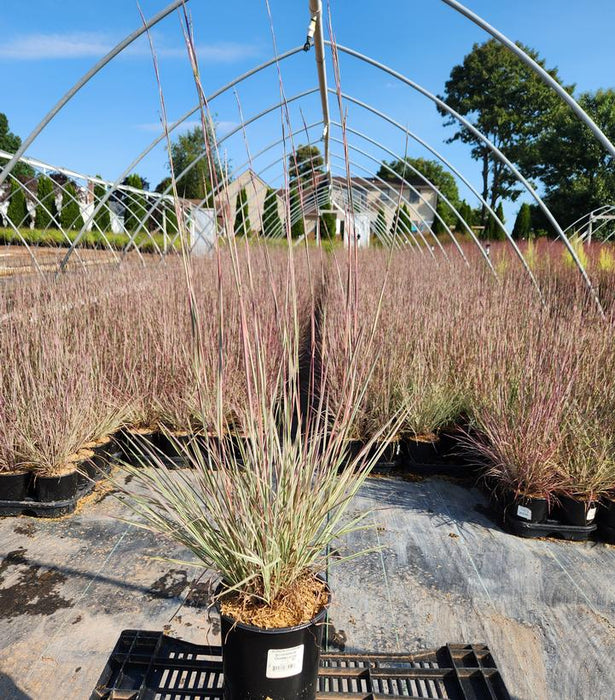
{"left": 111, "top": 233, "right": 402, "bottom": 626}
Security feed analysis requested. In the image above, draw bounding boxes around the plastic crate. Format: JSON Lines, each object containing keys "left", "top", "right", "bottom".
{"left": 90, "top": 630, "right": 511, "bottom": 699}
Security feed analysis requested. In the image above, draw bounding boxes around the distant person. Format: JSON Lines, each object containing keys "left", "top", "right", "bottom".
{"left": 485, "top": 242, "right": 491, "bottom": 257}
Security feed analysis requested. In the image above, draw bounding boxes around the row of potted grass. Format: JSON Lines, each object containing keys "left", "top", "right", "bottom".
{"left": 0, "top": 245, "right": 318, "bottom": 490}
{"left": 319, "top": 242, "right": 615, "bottom": 530}
{"left": 1, "top": 240, "right": 615, "bottom": 526}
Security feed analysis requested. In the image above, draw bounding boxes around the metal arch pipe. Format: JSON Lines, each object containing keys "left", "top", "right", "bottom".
{"left": 119, "top": 121, "right": 327, "bottom": 260}
{"left": 563, "top": 205, "right": 614, "bottom": 235}
{"left": 327, "top": 151, "right": 437, "bottom": 256}
{"left": 215, "top": 146, "right": 442, "bottom": 254}
{"left": 328, "top": 92, "right": 502, "bottom": 275}
{"left": 333, "top": 92, "right": 520, "bottom": 266}
{"left": 112, "top": 188, "right": 165, "bottom": 262}
{"left": 0, "top": 158, "right": 172, "bottom": 271}
{"left": 96, "top": 87, "right": 321, "bottom": 268}
{"left": 1, "top": 172, "right": 115, "bottom": 272}
{"left": 585, "top": 217, "right": 615, "bottom": 243}
{"left": 441, "top": 0, "right": 615, "bottom": 161}
{"left": 308, "top": 0, "right": 331, "bottom": 176}
{"left": 58, "top": 46, "right": 306, "bottom": 272}
{"left": 327, "top": 57, "right": 547, "bottom": 289}
{"left": 0, "top": 170, "right": 103, "bottom": 273}
{"left": 329, "top": 128, "right": 473, "bottom": 267}
{"left": 329, "top": 41, "right": 603, "bottom": 315}
{"left": 0, "top": 174, "right": 44, "bottom": 274}
{"left": 187, "top": 118, "right": 481, "bottom": 260}
{"left": 167, "top": 147, "right": 410, "bottom": 250}
{"left": 193, "top": 120, "right": 436, "bottom": 250}
{"left": 586, "top": 206, "right": 615, "bottom": 243}
{"left": 230, "top": 152, "right": 427, "bottom": 251}
{"left": 178, "top": 115, "right": 476, "bottom": 257}
{"left": 0, "top": 145, "right": 175, "bottom": 259}
{"left": 31, "top": 176, "right": 101, "bottom": 270}
{"left": 169, "top": 148, "right": 419, "bottom": 251}
{"left": 328, "top": 135, "right": 454, "bottom": 260}
{"left": 185, "top": 125, "right": 445, "bottom": 252}
{"left": 0, "top": 0, "right": 189, "bottom": 188}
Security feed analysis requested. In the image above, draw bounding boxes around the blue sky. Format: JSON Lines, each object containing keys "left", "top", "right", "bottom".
{"left": 1, "top": 0, "right": 615, "bottom": 221}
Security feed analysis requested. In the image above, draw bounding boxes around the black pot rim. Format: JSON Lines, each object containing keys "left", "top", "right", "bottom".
{"left": 33, "top": 468, "right": 81, "bottom": 481}
{"left": 557, "top": 493, "right": 598, "bottom": 505}
{"left": 0, "top": 469, "right": 30, "bottom": 477}
{"left": 216, "top": 575, "right": 330, "bottom": 635}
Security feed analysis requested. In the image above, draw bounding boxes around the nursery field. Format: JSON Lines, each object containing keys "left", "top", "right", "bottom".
{"left": 1, "top": 239, "right": 615, "bottom": 700}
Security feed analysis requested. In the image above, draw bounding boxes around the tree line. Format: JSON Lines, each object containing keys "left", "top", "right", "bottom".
{"left": 4, "top": 37, "right": 614, "bottom": 243}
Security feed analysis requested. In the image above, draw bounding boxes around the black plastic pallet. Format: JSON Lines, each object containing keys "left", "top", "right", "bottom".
{"left": 597, "top": 521, "right": 615, "bottom": 544}
{"left": 504, "top": 512, "right": 597, "bottom": 541}
{"left": 90, "top": 630, "right": 511, "bottom": 700}
{"left": 0, "top": 495, "right": 79, "bottom": 518}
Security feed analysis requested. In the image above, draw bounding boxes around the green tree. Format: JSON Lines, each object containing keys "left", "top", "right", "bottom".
{"left": 289, "top": 186, "right": 304, "bottom": 239}
{"left": 439, "top": 39, "right": 568, "bottom": 223}
{"left": 484, "top": 202, "right": 506, "bottom": 240}
{"left": 7, "top": 180, "right": 27, "bottom": 228}
{"left": 0, "top": 113, "right": 34, "bottom": 179}
{"left": 169, "top": 125, "right": 222, "bottom": 201}
{"left": 319, "top": 199, "right": 336, "bottom": 240}
{"left": 60, "top": 182, "right": 84, "bottom": 231}
{"left": 233, "top": 187, "right": 251, "bottom": 237}
{"left": 512, "top": 203, "right": 532, "bottom": 239}
{"left": 432, "top": 200, "right": 453, "bottom": 235}
{"left": 529, "top": 89, "right": 615, "bottom": 234}
{"left": 390, "top": 203, "right": 413, "bottom": 241}
{"left": 374, "top": 207, "right": 387, "bottom": 241}
{"left": 155, "top": 176, "right": 173, "bottom": 194}
{"left": 377, "top": 157, "right": 460, "bottom": 228}
{"left": 455, "top": 200, "right": 476, "bottom": 232}
{"left": 123, "top": 174, "right": 148, "bottom": 232}
{"left": 93, "top": 178, "right": 111, "bottom": 233}
{"left": 289, "top": 144, "right": 324, "bottom": 184}
{"left": 36, "top": 175, "right": 55, "bottom": 229}
{"left": 262, "top": 187, "right": 282, "bottom": 238}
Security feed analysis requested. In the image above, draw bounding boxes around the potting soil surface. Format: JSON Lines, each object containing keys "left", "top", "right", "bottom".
{"left": 0, "top": 469, "right": 613, "bottom": 699}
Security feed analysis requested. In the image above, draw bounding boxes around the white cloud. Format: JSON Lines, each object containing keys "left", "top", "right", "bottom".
{"left": 0, "top": 32, "right": 259, "bottom": 63}
{"left": 0, "top": 32, "right": 113, "bottom": 59}
{"left": 144, "top": 43, "right": 259, "bottom": 63}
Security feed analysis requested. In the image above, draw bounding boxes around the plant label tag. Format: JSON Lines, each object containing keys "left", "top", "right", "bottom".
{"left": 516, "top": 505, "right": 532, "bottom": 521}
{"left": 587, "top": 507, "right": 597, "bottom": 522}
{"left": 266, "top": 644, "right": 304, "bottom": 679}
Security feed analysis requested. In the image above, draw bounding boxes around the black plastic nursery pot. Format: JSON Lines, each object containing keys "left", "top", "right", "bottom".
{"left": 400, "top": 436, "right": 442, "bottom": 464}
{"left": 0, "top": 470, "right": 31, "bottom": 501}
{"left": 556, "top": 495, "right": 598, "bottom": 527}
{"left": 597, "top": 499, "right": 615, "bottom": 542}
{"left": 506, "top": 493, "right": 549, "bottom": 524}
{"left": 398, "top": 432, "right": 474, "bottom": 476}
{"left": 218, "top": 584, "right": 330, "bottom": 700}
{"left": 342, "top": 439, "right": 400, "bottom": 472}
{"left": 116, "top": 429, "right": 158, "bottom": 465}
{"left": 598, "top": 498, "right": 615, "bottom": 528}
{"left": 33, "top": 470, "right": 80, "bottom": 503}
